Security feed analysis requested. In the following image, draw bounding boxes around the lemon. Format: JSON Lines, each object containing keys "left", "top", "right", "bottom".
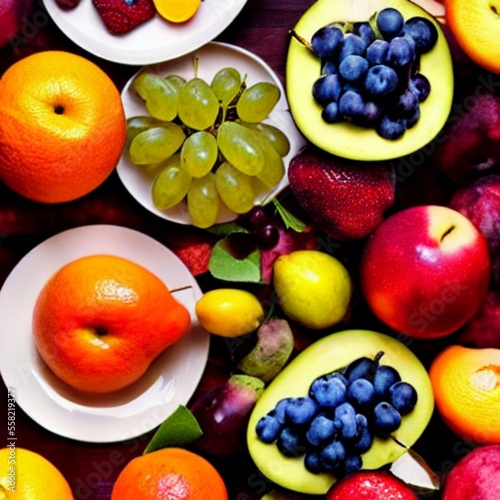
{"left": 195, "top": 288, "right": 264, "bottom": 337}
{"left": 273, "top": 250, "right": 352, "bottom": 330}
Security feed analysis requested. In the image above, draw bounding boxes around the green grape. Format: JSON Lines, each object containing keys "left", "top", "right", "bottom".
{"left": 177, "top": 78, "right": 220, "bottom": 131}
{"left": 236, "top": 82, "right": 281, "bottom": 123}
{"left": 129, "top": 124, "right": 185, "bottom": 165}
{"left": 180, "top": 131, "right": 218, "bottom": 178}
{"left": 126, "top": 116, "right": 168, "bottom": 144}
{"left": 131, "top": 73, "right": 180, "bottom": 122}
{"left": 152, "top": 162, "right": 192, "bottom": 210}
{"left": 210, "top": 67, "right": 242, "bottom": 107}
{"left": 214, "top": 162, "right": 256, "bottom": 214}
{"left": 217, "top": 121, "right": 265, "bottom": 176}
{"left": 187, "top": 173, "right": 220, "bottom": 228}
{"left": 255, "top": 137, "right": 285, "bottom": 188}
{"left": 237, "top": 121, "right": 290, "bottom": 157}
{"left": 165, "top": 74, "right": 186, "bottom": 92}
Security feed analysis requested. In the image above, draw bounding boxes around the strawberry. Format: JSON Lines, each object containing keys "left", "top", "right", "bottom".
{"left": 92, "top": 0, "right": 156, "bottom": 35}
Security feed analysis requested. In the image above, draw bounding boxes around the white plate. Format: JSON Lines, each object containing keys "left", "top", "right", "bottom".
{"left": 116, "top": 41, "right": 307, "bottom": 226}
{"left": 43, "top": 0, "right": 248, "bottom": 65}
{"left": 0, "top": 225, "right": 210, "bottom": 443}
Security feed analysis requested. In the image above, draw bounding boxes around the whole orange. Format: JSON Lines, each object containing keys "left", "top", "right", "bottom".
{"left": 0, "top": 50, "right": 126, "bottom": 203}
{"left": 429, "top": 344, "right": 500, "bottom": 445}
{"left": 111, "top": 447, "right": 228, "bottom": 500}
{"left": 0, "top": 447, "right": 73, "bottom": 499}
{"left": 32, "top": 254, "right": 191, "bottom": 393}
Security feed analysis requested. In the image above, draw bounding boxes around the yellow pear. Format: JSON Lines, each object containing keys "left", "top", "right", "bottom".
{"left": 272, "top": 250, "right": 352, "bottom": 329}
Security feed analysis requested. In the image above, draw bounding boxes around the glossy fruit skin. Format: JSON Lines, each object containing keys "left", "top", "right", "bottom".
{"left": 33, "top": 255, "right": 191, "bottom": 393}
{"left": 0, "top": 51, "right": 126, "bottom": 203}
{"left": 442, "top": 445, "right": 500, "bottom": 500}
{"left": 326, "top": 470, "right": 417, "bottom": 499}
{"left": 360, "top": 205, "right": 491, "bottom": 338}
{"left": 247, "top": 330, "right": 434, "bottom": 495}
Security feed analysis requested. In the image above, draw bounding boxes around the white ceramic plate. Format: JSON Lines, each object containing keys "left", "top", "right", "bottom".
{"left": 0, "top": 225, "right": 210, "bottom": 443}
{"left": 116, "top": 41, "right": 307, "bottom": 226}
{"left": 43, "top": 0, "right": 248, "bottom": 65}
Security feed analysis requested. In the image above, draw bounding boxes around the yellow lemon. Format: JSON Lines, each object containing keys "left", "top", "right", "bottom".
{"left": 196, "top": 289, "right": 264, "bottom": 337}
{"left": 273, "top": 250, "right": 352, "bottom": 330}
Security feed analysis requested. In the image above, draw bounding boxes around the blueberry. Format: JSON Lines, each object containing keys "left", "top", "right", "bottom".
{"left": 338, "top": 34, "right": 367, "bottom": 61}
{"left": 285, "top": 397, "right": 319, "bottom": 426}
{"left": 350, "top": 414, "right": 374, "bottom": 454}
{"left": 312, "top": 74, "right": 343, "bottom": 106}
{"left": 406, "top": 105, "right": 421, "bottom": 128}
{"left": 321, "top": 59, "right": 338, "bottom": 75}
{"left": 309, "top": 373, "right": 347, "bottom": 409}
{"left": 354, "top": 21, "right": 376, "bottom": 45}
{"left": 343, "top": 355, "right": 381, "bottom": 382}
{"left": 339, "top": 90, "right": 365, "bottom": 123}
{"left": 277, "top": 427, "right": 307, "bottom": 457}
{"left": 363, "top": 101, "right": 384, "bottom": 123}
{"left": 304, "top": 451, "right": 325, "bottom": 474}
{"left": 273, "top": 398, "right": 293, "bottom": 425}
{"left": 376, "top": 7, "right": 405, "bottom": 40}
{"left": 334, "top": 402, "right": 358, "bottom": 441}
{"left": 364, "top": 65, "right": 399, "bottom": 98}
{"left": 410, "top": 73, "right": 431, "bottom": 102}
{"left": 256, "top": 414, "right": 282, "bottom": 443}
{"left": 372, "top": 401, "right": 402, "bottom": 436}
{"left": 321, "top": 101, "right": 340, "bottom": 123}
{"left": 403, "top": 16, "right": 438, "bottom": 54}
{"left": 385, "top": 36, "right": 416, "bottom": 68}
{"left": 366, "top": 39, "right": 390, "bottom": 66}
{"left": 339, "top": 55, "right": 369, "bottom": 83}
{"left": 306, "top": 414, "right": 337, "bottom": 446}
{"left": 347, "top": 378, "right": 376, "bottom": 410}
{"left": 311, "top": 24, "right": 344, "bottom": 58}
{"left": 373, "top": 365, "right": 401, "bottom": 399}
{"left": 377, "top": 114, "right": 406, "bottom": 140}
{"left": 392, "top": 89, "right": 419, "bottom": 116}
{"left": 388, "top": 381, "right": 418, "bottom": 415}
{"left": 334, "top": 454, "right": 363, "bottom": 479}
{"left": 319, "top": 439, "right": 346, "bottom": 469}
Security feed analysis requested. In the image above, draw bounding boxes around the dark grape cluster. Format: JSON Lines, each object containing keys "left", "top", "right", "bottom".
{"left": 255, "top": 352, "right": 418, "bottom": 479}
{"left": 307, "top": 7, "right": 438, "bottom": 140}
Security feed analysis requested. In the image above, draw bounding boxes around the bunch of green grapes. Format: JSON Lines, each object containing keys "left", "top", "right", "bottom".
{"left": 126, "top": 67, "right": 291, "bottom": 229}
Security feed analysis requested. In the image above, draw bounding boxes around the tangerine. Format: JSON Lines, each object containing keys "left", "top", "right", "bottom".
{"left": 445, "top": 0, "right": 500, "bottom": 74}
{"left": 33, "top": 254, "right": 191, "bottom": 393}
{"left": 0, "top": 447, "right": 73, "bottom": 499}
{"left": 429, "top": 344, "right": 500, "bottom": 444}
{"left": 0, "top": 50, "right": 126, "bottom": 203}
{"left": 111, "top": 447, "right": 228, "bottom": 499}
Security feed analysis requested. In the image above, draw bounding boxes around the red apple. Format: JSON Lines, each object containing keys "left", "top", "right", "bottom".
{"left": 360, "top": 205, "right": 491, "bottom": 338}
{"left": 442, "top": 445, "right": 500, "bottom": 500}
{"left": 326, "top": 470, "right": 417, "bottom": 499}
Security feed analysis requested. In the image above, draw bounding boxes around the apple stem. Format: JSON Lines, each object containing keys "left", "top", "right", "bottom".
{"left": 440, "top": 225, "right": 455, "bottom": 243}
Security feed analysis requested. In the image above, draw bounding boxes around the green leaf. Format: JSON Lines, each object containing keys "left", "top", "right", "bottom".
{"left": 209, "top": 236, "right": 261, "bottom": 283}
{"left": 272, "top": 198, "right": 306, "bottom": 232}
{"left": 208, "top": 221, "right": 250, "bottom": 237}
{"left": 143, "top": 405, "right": 203, "bottom": 454}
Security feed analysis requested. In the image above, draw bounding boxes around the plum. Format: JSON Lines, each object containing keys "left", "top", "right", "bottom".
{"left": 442, "top": 445, "right": 500, "bottom": 499}
{"left": 189, "top": 374, "right": 265, "bottom": 456}
{"left": 0, "top": 0, "right": 34, "bottom": 50}
{"left": 449, "top": 174, "right": 500, "bottom": 284}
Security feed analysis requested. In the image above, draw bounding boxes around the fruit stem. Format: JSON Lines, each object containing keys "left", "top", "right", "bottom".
{"left": 374, "top": 351, "right": 385, "bottom": 365}
{"left": 288, "top": 29, "right": 314, "bottom": 52}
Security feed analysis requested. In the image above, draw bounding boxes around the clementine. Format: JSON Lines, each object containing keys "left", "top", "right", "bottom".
{"left": 0, "top": 50, "right": 126, "bottom": 203}
{"left": 32, "top": 254, "right": 191, "bottom": 393}
{"left": 445, "top": 0, "right": 500, "bottom": 74}
{"left": 429, "top": 345, "right": 500, "bottom": 445}
{"left": 111, "top": 447, "right": 228, "bottom": 499}
{"left": 0, "top": 447, "right": 73, "bottom": 499}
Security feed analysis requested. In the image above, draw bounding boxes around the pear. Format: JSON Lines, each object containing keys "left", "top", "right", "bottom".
{"left": 272, "top": 250, "right": 352, "bottom": 330}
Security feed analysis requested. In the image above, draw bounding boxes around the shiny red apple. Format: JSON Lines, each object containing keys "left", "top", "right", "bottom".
{"left": 360, "top": 205, "right": 491, "bottom": 338}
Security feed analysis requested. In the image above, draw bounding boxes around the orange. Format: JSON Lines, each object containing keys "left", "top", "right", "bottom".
{"left": 33, "top": 254, "right": 191, "bottom": 393}
{"left": 0, "top": 447, "right": 73, "bottom": 499}
{"left": 153, "top": 0, "right": 202, "bottom": 23}
{"left": 445, "top": 0, "right": 500, "bottom": 74}
{"left": 0, "top": 50, "right": 126, "bottom": 203}
{"left": 429, "top": 344, "right": 500, "bottom": 445}
{"left": 111, "top": 447, "right": 228, "bottom": 499}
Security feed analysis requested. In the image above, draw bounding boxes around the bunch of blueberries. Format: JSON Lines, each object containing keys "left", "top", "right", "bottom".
{"left": 307, "top": 7, "right": 438, "bottom": 139}
{"left": 255, "top": 352, "right": 418, "bottom": 478}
